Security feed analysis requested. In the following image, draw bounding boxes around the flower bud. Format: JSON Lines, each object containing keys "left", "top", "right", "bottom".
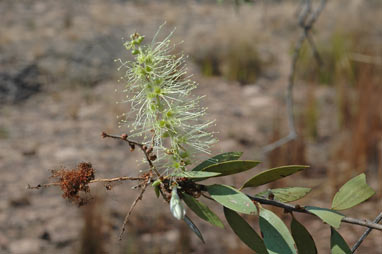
{"left": 170, "top": 187, "right": 186, "bottom": 220}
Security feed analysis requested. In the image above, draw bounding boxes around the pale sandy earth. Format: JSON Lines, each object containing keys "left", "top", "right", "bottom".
{"left": 0, "top": 0, "right": 381, "bottom": 253}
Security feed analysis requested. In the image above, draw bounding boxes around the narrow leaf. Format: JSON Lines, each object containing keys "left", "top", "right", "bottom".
{"left": 259, "top": 208, "right": 297, "bottom": 254}
{"left": 331, "top": 227, "right": 351, "bottom": 254}
{"left": 291, "top": 217, "right": 317, "bottom": 254}
{"left": 207, "top": 184, "right": 257, "bottom": 215}
{"left": 224, "top": 207, "right": 268, "bottom": 254}
{"left": 241, "top": 165, "right": 309, "bottom": 189}
{"left": 256, "top": 187, "right": 311, "bottom": 203}
{"left": 305, "top": 206, "right": 344, "bottom": 229}
{"left": 183, "top": 215, "right": 205, "bottom": 243}
{"left": 172, "top": 171, "right": 221, "bottom": 179}
{"left": 192, "top": 152, "right": 243, "bottom": 171}
{"left": 331, "top": 173, "right": 375, "bottom": 210}
{"left": 202, "top": 160, "right": 260, "bottom": 177}
{"left": 183, "top": 193, "right": 224, "bottom": 228}
{"left": 154, "top": 185, "right": 160, "bottom": 198}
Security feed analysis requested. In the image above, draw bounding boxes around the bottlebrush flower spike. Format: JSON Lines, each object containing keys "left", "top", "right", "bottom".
{"left": 115, "top": 25, "right": 216, "bottom": 176}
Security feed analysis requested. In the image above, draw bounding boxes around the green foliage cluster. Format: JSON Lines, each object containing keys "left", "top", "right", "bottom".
{"left": 164, "top": 152, "right": 375, "bottom": 254}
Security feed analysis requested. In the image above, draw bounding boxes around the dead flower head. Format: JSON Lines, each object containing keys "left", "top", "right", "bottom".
{"left": 51, "top": 162, "right": 95, "bottom": 205}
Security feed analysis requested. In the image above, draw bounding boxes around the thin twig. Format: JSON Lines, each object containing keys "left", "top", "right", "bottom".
{"left": 91, "top": 176, "right": 145, "bottom": 183}
{"left": 263, "top": 0, "right": 327, "bottom": 153}
{"left": 306, "top": 32, "right": 323, "bottom": 66}
{"left": 351, "top": 212, "right": 382, "bottom": 253}
{"left": 201, "top": 192, "right": 214, "bottom": 201}
{"left": 249, "top": 195, "right": 382, "bottom": 231}
{"left": 102, "top": 132, "right": 161, "bottom": 177}
{"left": 119, "top": 177, "right": 151, "bottom": 240}
{"left": 27, "top": 183, "right": 60, "bottom": 189}
{"left": 27, "top": 176, "right": 146, "bottom": 190}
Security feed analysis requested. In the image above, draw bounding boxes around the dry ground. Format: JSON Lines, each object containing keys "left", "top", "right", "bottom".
{"left": 0, "top": 0, "right": 381, "bottom": 253}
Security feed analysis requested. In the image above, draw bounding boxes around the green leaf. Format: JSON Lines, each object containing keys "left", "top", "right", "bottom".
{"left": 192, "top": 152, "right": 243, "bottom": 171}
{"left": 291, "top": 217, "right": 317, "bottom": 254}
{"left": 154, "top": 185, "right": 160, "bottom": 198}
{"left": 171, "top": 171, "right": 221, "bottom": 179}
{"left": 183, "top": 215, "right": 205, "bottom": 243}
{"left": 224, "top": 207, "right": 268, "bottom": 254}
{"left": 182, "top": 193, "right": 224, "bottom": 228}
{"left": 256, "top": 187, "right": 311, "bottom": 203}
{"left": 152, "top": 179, "right": 161, "bottom": 198}
{"left": 207, "top": 184, "right": 257, "bottom": 215}
{"left": 331, "top": 227, "right": 351, "bottom": 254}
{"left": 305, "top": 206, "right": 344, "bottom": 229}
{"left": 259, "top": 208, "right": 297, "bottom": 254}
{"left": 201, "top": 160, "right": 260, "bottom": 177}
{"left": 241, "top": 165, "right": 309, "bottom": 189}
{"left": 331, "top": 173, "right": 375, "bottom": 210}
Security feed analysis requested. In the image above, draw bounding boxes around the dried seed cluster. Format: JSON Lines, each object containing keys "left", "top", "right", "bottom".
{"left": 51, "top": 162, "right": 95, "bottom": 205}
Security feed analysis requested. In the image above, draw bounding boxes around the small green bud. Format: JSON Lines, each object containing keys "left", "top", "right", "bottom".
{"left": 154, "top": 86, "right": 161, "bottom": 95}
{"left": 152, "top": 179, "right": 162, "bottom": 198}
{"left": 152, "top": 179, "right": 162, "bottom": 187}
{"left": 145, "top": 65, "right": 153, "bottom": 72}
{"left": 159, "top": 120, "right": 167, "bottom": 128}
{"left": 166, "top": 110, "right": 174, "bottom": 118}
{"left": 180, "top": 151, "right": 189, "bottom": 159}
{"left": 154, "top": 185, "right": 160, "bottom": 198}
{"left": 136, "top": 36, "right": 144, "bottom": 44}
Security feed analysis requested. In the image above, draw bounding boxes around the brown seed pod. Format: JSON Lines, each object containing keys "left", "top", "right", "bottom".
{"left": 149, "top": 154, "right": 157, "bottom": 161}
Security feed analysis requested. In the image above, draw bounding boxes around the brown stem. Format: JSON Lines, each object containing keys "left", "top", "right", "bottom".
{"left": 119, "top": 177, "right": 151, "bottom": 240}
{"left": 27, "top": 176, "right": 146, "bottom": 189}
{"left": 102, "top": 132, "right": 161, "bottom": 177}
{"left": 249, "top": 195, "right": 382, "bottom": 231}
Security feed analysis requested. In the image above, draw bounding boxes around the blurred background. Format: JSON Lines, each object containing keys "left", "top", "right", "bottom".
{"left": 0, "top": 0, "right": 381, "bottom": 253}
